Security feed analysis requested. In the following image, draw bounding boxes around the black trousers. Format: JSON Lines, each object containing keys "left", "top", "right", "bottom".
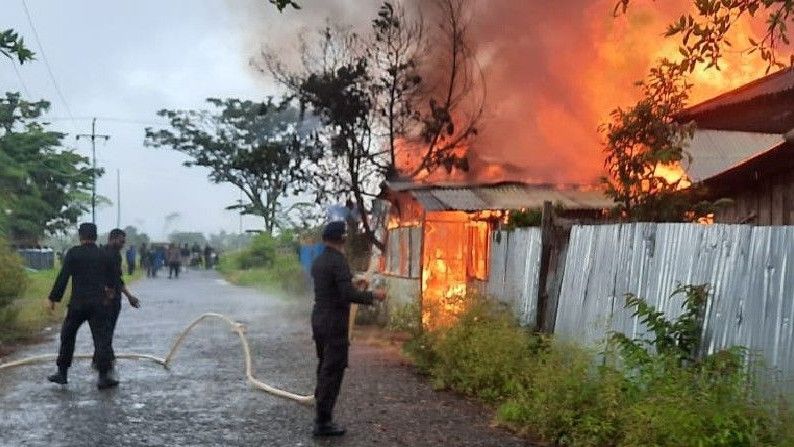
{"left": 313, "top": 337, "right": 349, "bottom": 424}
{"left": 168, "top": 262, "right": 180, "bottom": 278}
{"left": 57, "top": 300, "right": 113, "bottom": 374}
{"left": 93, "top": 296, "right": 121, "bottom": 365}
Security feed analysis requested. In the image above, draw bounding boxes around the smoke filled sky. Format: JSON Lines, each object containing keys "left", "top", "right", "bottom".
{"left": 0, "top": 1, "right": 778, "bottom": 238}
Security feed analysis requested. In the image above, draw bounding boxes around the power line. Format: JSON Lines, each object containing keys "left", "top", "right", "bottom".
{"left": 46, "top": 116, "right": 169, "bottom": 127}
{"left": 20, "top": 0, "right": 77, "bottom": 134}
{"left": 9, "top": 61, "right": 32, "bottom": 97}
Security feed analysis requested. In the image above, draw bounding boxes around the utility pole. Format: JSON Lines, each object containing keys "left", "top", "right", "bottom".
{"left": 116, "top": 169, "right": 121, "bottom": 228}
{"left": 76, "top": 118, "right": 110, "bottom": 224}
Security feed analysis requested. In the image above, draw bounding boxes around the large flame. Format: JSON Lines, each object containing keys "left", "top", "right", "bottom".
{"left": 397, "top": 0, "right": 790, "bottom": 184}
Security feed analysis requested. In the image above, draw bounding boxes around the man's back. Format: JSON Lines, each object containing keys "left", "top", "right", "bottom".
{"left": 49, "top": 243, "right": 112, "bottom": 304}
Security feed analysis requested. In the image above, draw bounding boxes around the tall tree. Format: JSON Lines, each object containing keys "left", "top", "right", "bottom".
{"left": 402, "top": 0, "right": 483, "bottom": 178}
{"left": 265, "top": 0, "right": 483, "bottom": 249}
{"left": 0, "top": 93, "right": 97, "bottom": 242}
{"left": 145, "top": 99, "right": 321, "bottom": 235}
{"left": 268, "top": 25, "right": 390, "bottom": 249}
{"left": 601, "top": 60, "right": 701, "bottom": 220}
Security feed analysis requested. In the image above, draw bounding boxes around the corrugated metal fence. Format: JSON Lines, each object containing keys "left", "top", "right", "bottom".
{"left": 554, "top": 223, "right": 794, "bottom": 389}
{"left": 487, "top": 227, "right": 543, "bottom": 326}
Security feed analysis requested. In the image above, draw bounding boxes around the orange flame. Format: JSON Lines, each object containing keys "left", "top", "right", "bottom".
{"left": 654, "top": 163, "right": 691, "bottom": 190}
{"left": 393, "top": 0, "right": 790, "bottom": 185}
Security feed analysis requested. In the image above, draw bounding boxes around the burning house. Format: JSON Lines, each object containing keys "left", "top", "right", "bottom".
{"left": 680, "top": 67, "right": 794, "bottom": 224}
{"left": 377, "top": 181, "right": 612, "bottom": 327}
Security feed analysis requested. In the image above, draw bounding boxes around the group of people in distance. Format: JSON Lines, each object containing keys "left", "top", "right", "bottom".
{"left": 137, "top": 242, "right": 215, "bottom": 279}
{"left": 46, "top": 223, "right": 141, "bottom": 389}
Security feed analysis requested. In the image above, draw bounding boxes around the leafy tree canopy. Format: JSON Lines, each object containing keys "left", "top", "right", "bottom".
{"left": 269, "top": 0, "right": 299, "bottom": 12}
{"left": 0, "top": 93, "right": 98, "bottom": 243}
{"left": 145, "top": 98, "right": 322, "bottom": 235}
{"left": 0, "top": 29, "right": 34, "bottom": 64}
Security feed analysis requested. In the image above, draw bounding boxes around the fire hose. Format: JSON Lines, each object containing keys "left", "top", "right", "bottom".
{"left": 0, "top": 313, "right": 315, "bottom": 406}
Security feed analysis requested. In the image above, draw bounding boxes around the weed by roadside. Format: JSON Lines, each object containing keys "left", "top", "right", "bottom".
{"left": 399, "top": 290, "right": 794, "bottom": 447}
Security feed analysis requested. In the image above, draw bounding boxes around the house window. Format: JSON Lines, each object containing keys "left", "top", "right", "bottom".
{"left": 385, "top": 226, "right": 420, "bottom": 278}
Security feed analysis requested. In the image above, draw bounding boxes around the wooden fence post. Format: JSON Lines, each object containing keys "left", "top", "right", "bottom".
{"left": 536, "top": 201, "right": 554, "bottom": 332}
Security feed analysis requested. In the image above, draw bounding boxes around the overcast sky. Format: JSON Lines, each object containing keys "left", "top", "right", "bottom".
{"left": 1, "top": 0, "right": 375, "bottom": 240}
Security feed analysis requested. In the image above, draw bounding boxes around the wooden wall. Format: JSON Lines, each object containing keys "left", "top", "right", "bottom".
{"left": 714, "top": 168, "right": 794, "bottom": 225}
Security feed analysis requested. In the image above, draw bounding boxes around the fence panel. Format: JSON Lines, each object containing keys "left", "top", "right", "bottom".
{"left": 555, "top": 223, "right": 794, "bottom": 392}
{"left": 486, "top": 228, "right": 542, "bottom": 326}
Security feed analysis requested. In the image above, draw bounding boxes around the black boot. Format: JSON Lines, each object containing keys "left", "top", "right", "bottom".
{"left": 313, "top": 422, "right": 346, "bottom": 437}
{"left": 97, "top": 372, "right": 119, "bottom": 390}
{"left": 47, "top": 368, "right": 68, "bottom": 385}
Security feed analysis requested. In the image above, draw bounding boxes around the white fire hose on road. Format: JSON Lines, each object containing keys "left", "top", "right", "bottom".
{"left": 0, "top": 313, "right": 315, "bottom": 406}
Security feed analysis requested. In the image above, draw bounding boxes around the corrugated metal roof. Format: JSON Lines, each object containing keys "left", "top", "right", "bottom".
{"left": 682, "top": 67, "right": 794, "bottom": 116}
{"left": 685, "top": 130, "right": 784, "bottom": 181}
{"left": 390, "top": 181, "right": 613, "bottom": 211}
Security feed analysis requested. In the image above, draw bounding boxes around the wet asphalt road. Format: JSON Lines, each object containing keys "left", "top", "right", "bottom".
{"left": 0, "top": 269, "right": 318, "bottom": 446}
{"left": 1, "top": 269, "right": 532, "bottom": 447}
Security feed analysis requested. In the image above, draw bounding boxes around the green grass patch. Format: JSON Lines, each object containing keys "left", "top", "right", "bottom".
{"left": 1, "top": 262, "right": 144, "bottom": 346}
{"left": 217, "top": 233, "right": 308, "bottom": 298}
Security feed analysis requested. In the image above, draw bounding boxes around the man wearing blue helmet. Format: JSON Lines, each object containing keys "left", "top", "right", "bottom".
{"left": 310, "top": 220, "right": 386, "bottom": 437}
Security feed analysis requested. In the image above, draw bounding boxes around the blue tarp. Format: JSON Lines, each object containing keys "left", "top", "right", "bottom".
{"left": 299, "top": 243, "right": 325, "bottom": 273}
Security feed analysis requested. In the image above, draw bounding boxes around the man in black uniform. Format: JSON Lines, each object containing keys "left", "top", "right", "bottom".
{"left": 310, "top": 221, "right": 386, "bottom": 437}
{"left": 46, "top": 223, "right": 118, "bottom": 389}
{"left": 95, "top": 229, "right": 141, "bottom": 376}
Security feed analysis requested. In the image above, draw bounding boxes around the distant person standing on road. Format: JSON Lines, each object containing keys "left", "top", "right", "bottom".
{"left": 125, "top": 244, "right": 136, "bottom": 276}
{"left": 180, "top": 243, "right": 190, "bottom": 272}
{"left": 203, "top": 245, "right": 213, "bottom": 269}
{"left": 46, "top": 223, "right": 118, "bottom": 390}
{"left": 309, "top": 221, "right": 386, "bottom": 437}
{"left": 167, "top": 243, "right": 181, "bottom": 279}
{"left": 191, "top": 243, "right": 201, "bottom": 267}
{"left": 154, "top": 246, "right": 166, "bottom": 276}
{"left": 140, "top": 243, "right": 151, "bottom": 277}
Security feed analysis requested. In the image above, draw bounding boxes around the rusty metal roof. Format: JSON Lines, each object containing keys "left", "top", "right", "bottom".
{"left": 682, "top": 67, "right": 794, "bottom": 116}
{"left": 387, "top": 181, "right": 613, "bottom": 211}
{"left": 685, "top": 130, "right": 785, "bottom": 182}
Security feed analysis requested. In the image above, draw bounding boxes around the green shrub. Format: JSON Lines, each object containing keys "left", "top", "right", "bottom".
{"left": 388, "top": 300, "right": 422, "bottom": 334}
{"left": 0, "top": 238, "right": 26, "bottom": 308}
{"left": 429, "top": 300, "right": 537, "bottom": 403}
{"left": 237, "top": 234, "right": 277, "bottom": 269}
{"left": 218, "top": 232, "right": 308, "bottom": 296}
{"left": 402, "top": 287, "right": 794, "bottom": 447}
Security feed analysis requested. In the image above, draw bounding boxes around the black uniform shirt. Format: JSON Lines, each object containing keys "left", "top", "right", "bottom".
{"left": 105, "top": 245, "right": 124, "bottom": 299}
{"left": 49, "top": 243, "right": 114, "bottom": 304}
{"left": 310, "top": 246, "right": 374, "bottom": 339}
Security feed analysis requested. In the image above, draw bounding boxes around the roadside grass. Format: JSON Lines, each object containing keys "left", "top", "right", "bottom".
{"left": 217, "top": 234, "right": 309, "bottom": 298}
{"left": 1, "top": 265, "right": 144, "bottom": 346}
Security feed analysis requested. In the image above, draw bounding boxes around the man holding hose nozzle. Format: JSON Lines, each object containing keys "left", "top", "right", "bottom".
{"left": 310, "top": 221, "right": 387, "bottom": 437}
